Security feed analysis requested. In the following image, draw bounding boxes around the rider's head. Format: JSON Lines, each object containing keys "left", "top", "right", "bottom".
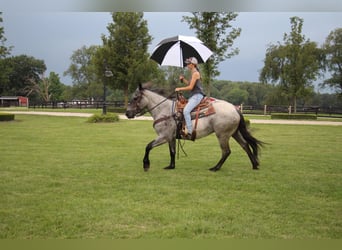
{"left": 185, "top": 57, "right": 198, "bottom": 66}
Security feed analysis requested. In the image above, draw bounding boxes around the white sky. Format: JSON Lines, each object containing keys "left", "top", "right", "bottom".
{"left": 1, "top": 11, "right": 342, "bottom": 92}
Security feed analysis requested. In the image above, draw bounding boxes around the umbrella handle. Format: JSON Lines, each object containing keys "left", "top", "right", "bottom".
{"left": 179, "top": 74, "right": 185, "bottom": 83}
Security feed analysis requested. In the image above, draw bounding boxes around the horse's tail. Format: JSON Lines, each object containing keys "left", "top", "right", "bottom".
{"left": 237, "top": 111, "right": 263, "bottom": 161}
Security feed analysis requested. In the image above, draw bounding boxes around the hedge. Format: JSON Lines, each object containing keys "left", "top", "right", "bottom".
{"left": 271, "top": 114, "right": 317, "bottom": 120}
{"left": 87, "top": 113, "right": 120, "bottom": 123}
{"left": 0, "top": 113, "right": 15, "bottom": 121}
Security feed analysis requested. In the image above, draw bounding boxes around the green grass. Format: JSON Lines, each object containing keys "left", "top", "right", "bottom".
{"left": 0, "top": 115, "right": 341, "bottom": 239}
{"left": 0, "top": 107, "right": 102, "bottom": 114}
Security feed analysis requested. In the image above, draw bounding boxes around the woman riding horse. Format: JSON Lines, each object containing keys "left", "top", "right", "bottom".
{"left": 175, "top": 57, "right": 205, "bottom": 141}
{"left": 126, "top": 83, "right": 263, "bottom": 172}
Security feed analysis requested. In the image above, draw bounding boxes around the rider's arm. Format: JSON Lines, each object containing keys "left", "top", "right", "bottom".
{"left": 176, "top": 72, "right": 200, "bottom": 92}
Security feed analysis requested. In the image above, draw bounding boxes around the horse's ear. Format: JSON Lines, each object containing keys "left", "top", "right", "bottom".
{"left": 139, "top": 83, "right": 143, "bottom": 90}
{"left": 142, "top": 81, "right": 153, "bottom": 89}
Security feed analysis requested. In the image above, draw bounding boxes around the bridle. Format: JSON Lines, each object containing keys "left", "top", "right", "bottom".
{"left": 133, "top": 89, "right": 175, "bottom": 117}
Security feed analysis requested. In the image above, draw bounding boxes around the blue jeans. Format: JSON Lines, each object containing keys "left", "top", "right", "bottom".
{"left": 183, "top": 93, "right": 203, "bottom": 134}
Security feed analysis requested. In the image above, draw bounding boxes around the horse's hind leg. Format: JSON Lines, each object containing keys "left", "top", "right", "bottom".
{"left": 233, "top": 132, "right": 259, "bottom": 169}
{"left": 209, "top": 135, "right": 231, "bottom": 172}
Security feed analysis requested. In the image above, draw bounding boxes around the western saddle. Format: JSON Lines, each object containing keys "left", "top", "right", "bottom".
{"left": 175, "top": 93, "right": 216, "bottom": 141}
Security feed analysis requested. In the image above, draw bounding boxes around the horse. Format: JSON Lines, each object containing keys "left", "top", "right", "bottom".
{"left": 125, "top": 83, "right": 263, "bottom": 172}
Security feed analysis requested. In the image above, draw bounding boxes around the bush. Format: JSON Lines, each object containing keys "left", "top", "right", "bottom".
{"left": 87, "top": 113, "right": 119, "bottom": 123}
{"left": 271, "top": 114, "right": 317, "bottom": 120}
{"left": 0, "top": 113, "right": 15, "bottom": 121}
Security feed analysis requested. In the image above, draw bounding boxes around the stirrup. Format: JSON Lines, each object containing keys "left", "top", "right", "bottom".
{"left": 183, "top": 131, "right": 196, "bottom": 141}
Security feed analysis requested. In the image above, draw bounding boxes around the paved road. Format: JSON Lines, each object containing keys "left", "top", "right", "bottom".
{"left": 6, "top": 111, "right": 342, "bottom": 126}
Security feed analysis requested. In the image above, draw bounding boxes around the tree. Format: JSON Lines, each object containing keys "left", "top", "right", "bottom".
{"left": 259, "top": 17, "right": 323, "bottom": 112}
{"left": 24, "top": 72, "right": 65, "bottom": 103}
{"left": 48, "top": 72, "right": 65, "bottom": 102}
{"left": 321, "top": 28, "right": 342, "bottom": 97}
{"left": 95, "top": 12, "right": 156, "bottom": 107}
{"left": 226, "top": 87, "right": 249, "bottom": 105}
{"left": 64, "top": 45, "right": 103, "bottom": 100}
{"left": 0, "top": 55, "right": 46, "bottom": 96}
{"left": 0, "top": 12, "right": 11, "bottom": 58}
{"left": 25, "top": 74, "right": 51, "bottom": 103}
{"left": 182, "top": 12, "right": 241, "bottom": 95}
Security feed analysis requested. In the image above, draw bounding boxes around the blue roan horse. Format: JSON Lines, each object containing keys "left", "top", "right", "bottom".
{"left": 126, "top": 83, "right": 263, "bottom": 172}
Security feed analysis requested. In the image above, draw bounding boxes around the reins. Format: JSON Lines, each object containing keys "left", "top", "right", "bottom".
{"left": 147, "top": 91, "right": 175, "bottom": 113}
{"left": 136, "top": 91, "right": 175, "bottom": 117}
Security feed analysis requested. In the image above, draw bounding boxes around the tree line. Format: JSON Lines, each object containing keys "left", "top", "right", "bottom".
{"left": 1, "top": 12, "right": 341, "bottom": 110}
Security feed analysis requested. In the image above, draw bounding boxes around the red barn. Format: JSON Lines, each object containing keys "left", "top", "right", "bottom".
{"left": 0, "top": 96, "right": 29, "bottom": 107}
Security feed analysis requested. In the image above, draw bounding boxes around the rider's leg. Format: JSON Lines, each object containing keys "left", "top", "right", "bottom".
{"left": 183, "top": 93, "right": 203, "bottom": 134}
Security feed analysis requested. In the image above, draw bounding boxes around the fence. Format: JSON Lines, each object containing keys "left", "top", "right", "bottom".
{"left": 240, "top": 104, "right": 342, "bottom": 117}
{"left": 28, "top": 100, "right": 125, "bottom": 110}
{"left": 19, "top": 101, "right": 342, "bottom": 117}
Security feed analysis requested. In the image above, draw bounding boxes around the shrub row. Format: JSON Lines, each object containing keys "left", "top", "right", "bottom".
{"left": 0, "top": 113, "right": 15, "bottom": 121}
{"left": 271, "top": 114, "right": 317, "bottom": 120}
{"left": 87, "top": 113, "right": 120, "bottom": 123}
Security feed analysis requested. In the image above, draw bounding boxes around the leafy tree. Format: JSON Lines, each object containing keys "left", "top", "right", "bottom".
{"left": 259, "top": 17, "right": 323, "bottom": 112}
{"left": 210, "top": 80, "right": 271, "bottom": 106}
{"left": 182, "top": 12, "right": 241, "bottom": 95}
{"left": 0, "top": 12, "right": 11, "bottom": 58}
{"left": 64, "top": 45, "right": 103, "bottom": 100}
{"left": 161, "top": 66, "right": 184, "bottom": 94}
{"left": 0, "top": 55, "right": 46, "bottom": 96}
{"left": 321, "top": 28, "right": 342, "bottom": 97}
{"left": 48, "top": 72, "right": 65, "bottom": 101}
{"left": 95, "top": 12, "right": 156, "bottom": 107}
{"left": 226, "top": 87, "right": 249, "bottom": 105}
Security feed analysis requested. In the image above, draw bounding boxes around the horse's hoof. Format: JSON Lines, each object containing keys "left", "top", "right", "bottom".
{"left": 164, "top": 166, "right": 175, "bottom": 170}
{"left": 144, "top": 167, "right": 150, "bottom": 172}
{"left": 209, "top": 167, "right": 219, "bottom": 172}
{"left": 143, "top": 161, "right": 150, "bottom": 170}
{"left": 253, "top": 167, "right": 259, "bottom": 170}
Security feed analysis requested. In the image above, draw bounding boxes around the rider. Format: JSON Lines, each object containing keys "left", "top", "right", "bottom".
{"left": 175, "top": 57, "right": 205, "bottom": 141}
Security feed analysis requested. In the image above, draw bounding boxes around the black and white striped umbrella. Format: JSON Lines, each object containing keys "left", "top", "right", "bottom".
{"left": 150, "top": 35, "right": 213, "bottom": 67}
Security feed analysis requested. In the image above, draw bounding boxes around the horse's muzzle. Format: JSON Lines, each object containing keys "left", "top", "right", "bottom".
{"left": 125, "top": 110, "right": 136, "bottom": 119}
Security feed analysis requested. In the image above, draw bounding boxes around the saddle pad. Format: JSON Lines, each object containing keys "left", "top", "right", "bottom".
{"left": 190, "top": 102, "right": 216, "bottom": 120}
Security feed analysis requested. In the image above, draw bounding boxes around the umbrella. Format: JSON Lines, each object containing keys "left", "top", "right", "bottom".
{"left": 150, "top": 35, "right": 213, "bottom": 67}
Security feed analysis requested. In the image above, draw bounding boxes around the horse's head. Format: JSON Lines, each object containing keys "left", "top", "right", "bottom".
{"left": 125, "top": 83, "right": 149, "bottom": 119}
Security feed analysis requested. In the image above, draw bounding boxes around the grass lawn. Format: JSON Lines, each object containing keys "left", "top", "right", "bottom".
{"left": 0, "top": 107, "right": 102, "bottom": 114}
{"left": 0, "top": 115, "right": 341, "bottom": 239}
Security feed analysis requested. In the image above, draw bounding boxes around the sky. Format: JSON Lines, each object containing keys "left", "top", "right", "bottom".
{"left": 1, "top": 10, "right": 342, "bottom": 92}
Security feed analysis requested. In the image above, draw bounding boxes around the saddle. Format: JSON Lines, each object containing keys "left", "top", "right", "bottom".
{"left": 175, "top": 93, "right": 216, "bottom": 140}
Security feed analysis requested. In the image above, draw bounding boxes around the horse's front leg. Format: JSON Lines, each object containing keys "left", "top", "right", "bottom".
{"left": 164, "top": 138, "right": 176, "bottom": 170}
{"left": 143, "top": 136, "right": 167, "bottom": 171}
{"left": 143, "top": 141, "right": 153, "bottom": 171}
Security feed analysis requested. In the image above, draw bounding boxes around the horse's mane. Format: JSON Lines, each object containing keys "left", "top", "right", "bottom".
{"left": 141, "top": 82, "right": 175, "bottom": 99}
